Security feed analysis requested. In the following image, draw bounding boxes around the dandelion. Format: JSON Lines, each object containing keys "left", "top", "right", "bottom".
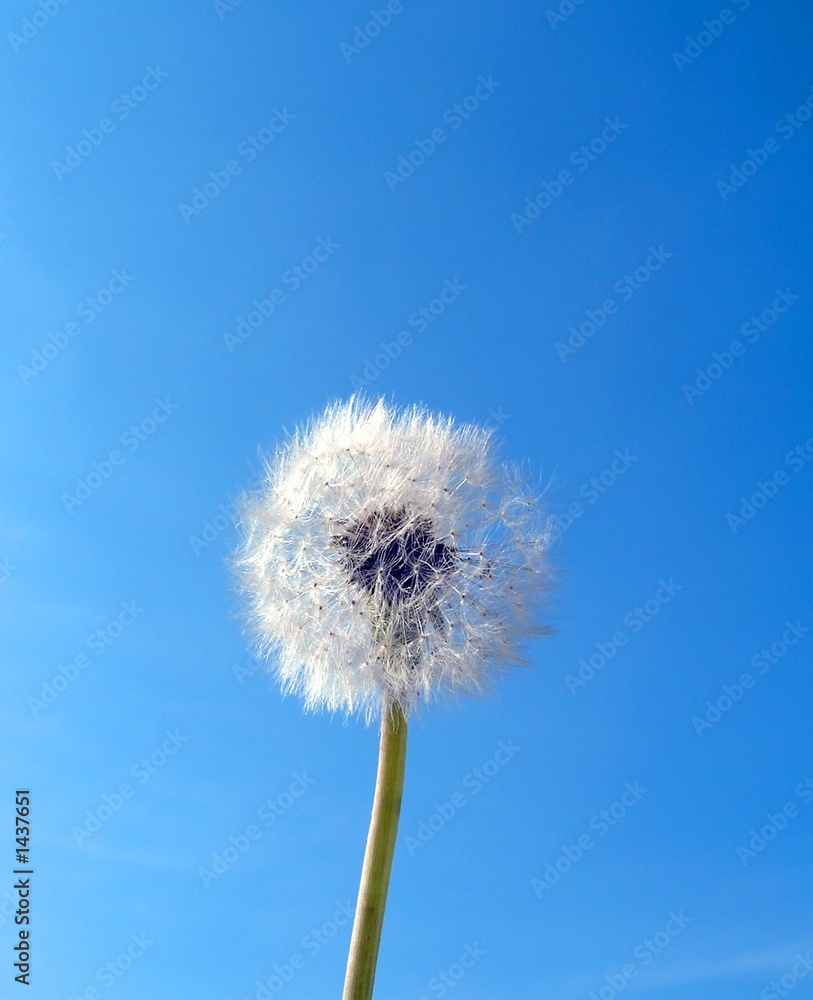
{"left": 233, "top": 396, "right": 553, "bottom": 999}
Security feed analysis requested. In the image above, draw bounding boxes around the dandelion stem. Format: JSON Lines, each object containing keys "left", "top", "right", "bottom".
{"left": 342, "top": 699, "right": 408, "bottom": 1000}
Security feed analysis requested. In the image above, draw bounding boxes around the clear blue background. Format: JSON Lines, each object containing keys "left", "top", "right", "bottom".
{"left": 2, "top": 1, "right": 812, "bottom": 998}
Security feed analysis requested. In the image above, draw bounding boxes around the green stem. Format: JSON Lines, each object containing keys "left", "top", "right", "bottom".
{"left": 342, "top": 700, "right": 408, "bottom": 1000}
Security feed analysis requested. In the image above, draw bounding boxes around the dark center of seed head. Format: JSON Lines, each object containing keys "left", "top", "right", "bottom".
{"left": 336, "top": 508, "right": 456, "bottom": 606}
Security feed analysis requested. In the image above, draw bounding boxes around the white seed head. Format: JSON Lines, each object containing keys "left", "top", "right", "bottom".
{"left": 233, "top": 397, "right": 554, "bottom": 721}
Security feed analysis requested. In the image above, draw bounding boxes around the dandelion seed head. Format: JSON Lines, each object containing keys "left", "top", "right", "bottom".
{"left": 233, "top": 396, "right": 553, "bottom": 721}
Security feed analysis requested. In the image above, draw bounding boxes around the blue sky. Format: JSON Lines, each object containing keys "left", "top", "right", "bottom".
{"left": 2, "top": 1, "right": 812, "bottom": 997}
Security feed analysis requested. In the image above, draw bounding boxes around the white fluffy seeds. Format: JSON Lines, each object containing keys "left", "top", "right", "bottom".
{"left": 233, "top": 397, "right": 553, "bottom": 720}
